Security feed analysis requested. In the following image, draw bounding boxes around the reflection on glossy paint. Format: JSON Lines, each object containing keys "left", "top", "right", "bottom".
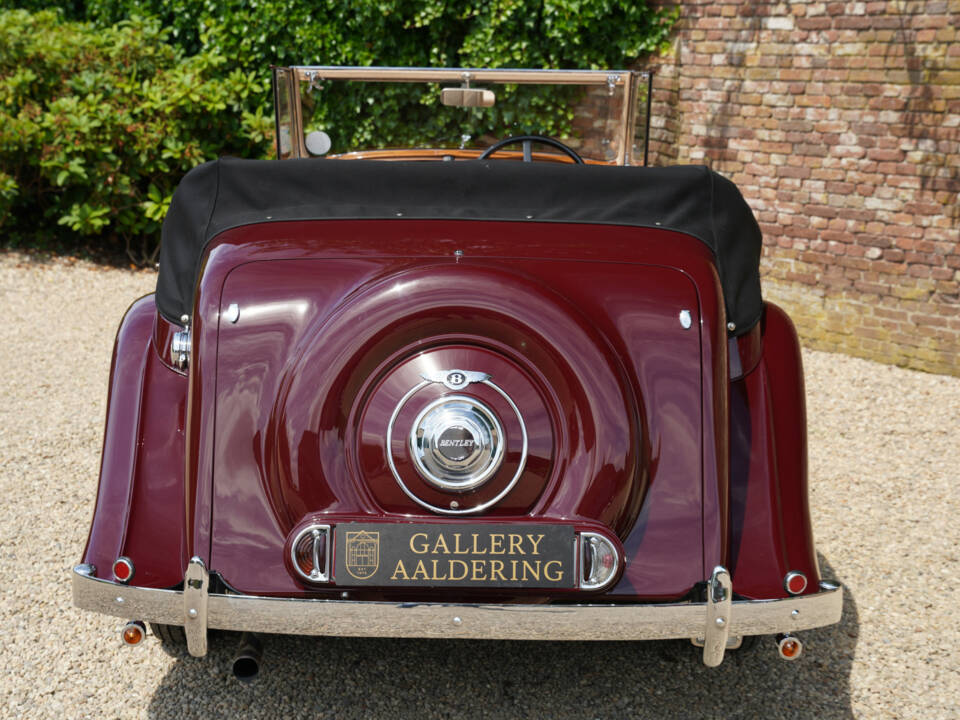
{"left": 230, "top": 299, "right": 310, "bottom": 321}
{"left": 388, "top": 280, "right": 418, "bottom": 296}
{"left": 416, "top": 352, "right": 441, "bottom": 381}
{"left": 197, "top": 221, "right": 728, "bottom": 600}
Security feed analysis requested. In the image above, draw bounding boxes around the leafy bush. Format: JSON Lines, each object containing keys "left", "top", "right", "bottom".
{"left": 0, "top": 9, "right": 271, "bottom": 261}
{"left": 85, "top": 1, "right": 677, "bottom": 70}
{"left": 0, "top": 0, "right": 85, "bottom": 20}
{"left": 0, "top": 2, "right": 675, "bottom": 259}
{"left": 85, "top": 0, "right": 677, "bottom": 156}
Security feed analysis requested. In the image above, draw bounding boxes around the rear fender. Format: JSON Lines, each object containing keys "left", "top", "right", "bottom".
{"left": 81, "top": 295, "right": 188, "bottom": 588}
{"left": 728, "top": 303, "right": 819, "bottom": 598}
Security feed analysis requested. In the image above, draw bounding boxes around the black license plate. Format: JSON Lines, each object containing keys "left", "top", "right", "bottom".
{"left": 334, "top": 523, "right": 575, "bottom": 588}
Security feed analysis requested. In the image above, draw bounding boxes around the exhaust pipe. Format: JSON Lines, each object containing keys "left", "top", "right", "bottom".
{"left": 232, "top": 633, "right": 263, "bottom": 682}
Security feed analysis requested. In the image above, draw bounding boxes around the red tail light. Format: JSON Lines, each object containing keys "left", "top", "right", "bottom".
{"left": 579, "top": 532, "right": 619, "bottom": 590}
{"left": 290, "top": 524, "right": 330, "bottom": 583}
{"left": 784, "top": 571, "right": 807, "bottom": 595}
{"left": 113, "top": 557, "right": 134, "bottom": 583}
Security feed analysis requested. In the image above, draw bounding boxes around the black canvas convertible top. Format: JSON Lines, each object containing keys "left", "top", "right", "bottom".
{"left": 157, "top": 157, "right": 763, "bottom": 335}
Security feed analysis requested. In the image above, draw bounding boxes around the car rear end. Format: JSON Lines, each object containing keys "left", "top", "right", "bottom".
{"left": 74, "top": 159, "right": 841, "bottom": 670}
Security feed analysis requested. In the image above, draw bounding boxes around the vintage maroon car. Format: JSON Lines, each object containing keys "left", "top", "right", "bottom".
{"left": 73, "top": 67, "right": 841, "bottom": 678}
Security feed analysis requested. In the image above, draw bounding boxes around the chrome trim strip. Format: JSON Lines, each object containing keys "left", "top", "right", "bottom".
{"left": 292, "top": 67, "right": 648, "bottom": 86}
{"left": 74, "top": 566, "right": 842, "bottom": 655}
{"left": 183, "top": 557, "right": 209, "bottom": 657}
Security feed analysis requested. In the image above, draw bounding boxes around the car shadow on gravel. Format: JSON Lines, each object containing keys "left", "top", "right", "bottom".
{"left": 146, "top": 555, "right": 856, "bottom": 720}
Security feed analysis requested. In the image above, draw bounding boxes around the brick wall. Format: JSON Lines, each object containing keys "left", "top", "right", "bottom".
{"left": 648, "top": 0, "right": 960, "bottom": 375}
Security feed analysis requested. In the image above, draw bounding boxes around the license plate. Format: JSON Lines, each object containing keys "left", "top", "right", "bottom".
{"left": 334, "top": 523, "right": 575, "bottom": 588}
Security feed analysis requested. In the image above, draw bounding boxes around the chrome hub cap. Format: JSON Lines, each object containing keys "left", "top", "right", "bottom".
{"left": 410, "top": 396, "right": 505, "bottom": 492}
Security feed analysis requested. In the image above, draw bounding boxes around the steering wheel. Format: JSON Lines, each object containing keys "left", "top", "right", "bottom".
{"left": 478, "top": 135, "right": 585, "bottom": 164}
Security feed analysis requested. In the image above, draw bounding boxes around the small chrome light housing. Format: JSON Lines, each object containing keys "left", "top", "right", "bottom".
{"left": 784, "top": 571, "right": 808, "bottom": 595}
{"left": 290, "top": 524, "right": 330, "bottom": 583}
{"left": 121, "top": 620, "right": 145, "bottom": 646}
{"left": 171, "top": 326, "right": 191, "bottom": 370}
{"left": 579, "top": 532, "right": 619, "bottom": 590}
{"left": 113, "top": 556, "right": 134, "bottom": 583}
{"left": 777, "top": 633, "right": 803, "bottom": 660}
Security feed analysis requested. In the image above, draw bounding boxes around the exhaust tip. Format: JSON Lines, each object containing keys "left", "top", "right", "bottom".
{"left": 232, "top": 633, "right": 263, "bottom": 683}
{"left": 233, "top": 656, "right": 260, "bottom": 683}
{"left": 776, "top": 633, "right": 803, "bottom": 660}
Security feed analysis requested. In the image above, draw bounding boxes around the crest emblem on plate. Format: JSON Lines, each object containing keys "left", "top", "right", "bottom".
{"left": 344, "top": 530, "right": 380, "bottom": 579}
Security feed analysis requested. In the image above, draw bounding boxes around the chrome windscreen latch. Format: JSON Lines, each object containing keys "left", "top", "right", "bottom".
{"left": 171, "top": 314, "right": 191, "bottom": 370}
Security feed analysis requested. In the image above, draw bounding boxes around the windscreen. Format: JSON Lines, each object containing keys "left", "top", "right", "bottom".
{"left": 272, "top": 69, "right": 652, "bottom": 165}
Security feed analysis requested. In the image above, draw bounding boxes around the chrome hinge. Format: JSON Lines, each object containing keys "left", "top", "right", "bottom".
{"left": 171, "top": 314, "right": 191, "bottom": 371}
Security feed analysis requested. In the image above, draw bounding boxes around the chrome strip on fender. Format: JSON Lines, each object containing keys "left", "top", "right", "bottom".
{"left": 73, "top": 565, "right": 842, "bottom": 664}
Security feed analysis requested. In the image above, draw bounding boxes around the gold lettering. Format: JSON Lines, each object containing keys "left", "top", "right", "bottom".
{"left": 471, "top": 559, "right": 487, "bottom": 580}
{"left": 412, "top": 560, "right": 430, "bottom": 580}
{"left": 521, "top": 560, "right": 540, "bottom": 581}
{"left": 527, "top": 533, "right": 545, "bottom": 555}
{"left": 490, "top": 560, "right": 506, "bottom": 581}
{"left": 453, "top": 534, "right": 470, "bottom": 555}
{"left": 410, "top": 533, "right": 429, "bottom": 554}
{"left": 431, "top": 559, "right": 447, "bottom": 581}
{"left": 489, "top": 534, "right": 505, "bottom": 555}
{"left": 449, "top": 559, "right": 469, "bottom": 581}
{"left": 431, "top": 533, "right": 450, "bottom": 554}
{"left": 391, "top": 560, "right": 409, "bottom": 580}
{"left": 510, "top": 559, "right": 519, "bottom": 581}
{"left": 471, "top": 533, "right": 488, "bottom": 554}
{"left": 509, "top": 534, "right": 524, "bottom": 555}
{"left": 543, "top": 560, "right": 563, "bottom": 582}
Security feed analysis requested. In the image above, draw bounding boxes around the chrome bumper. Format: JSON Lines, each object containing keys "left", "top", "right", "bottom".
{"left": 72, "top": 562, "right": 842, "bottom": 667}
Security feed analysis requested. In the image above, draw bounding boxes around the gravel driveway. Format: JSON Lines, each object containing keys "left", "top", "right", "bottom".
{"left": 1, "top": 252, "right": 957, "bottom": 719}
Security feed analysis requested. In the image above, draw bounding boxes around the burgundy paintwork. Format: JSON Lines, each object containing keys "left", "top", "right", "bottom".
{"left": 84, "top": 219, "right": 818, "bottom": 603}
{"left": 727, "top": 304, "right": 820, "bottom": 597}
{"left": 179, "top": 220, "right": 724, "bottom": 600}
{"left": 82, "top": 298, "right": 187, "bottom": 588}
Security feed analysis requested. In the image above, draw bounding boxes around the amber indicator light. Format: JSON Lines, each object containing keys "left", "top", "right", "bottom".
{"left": 121, "top": 621, "right": 145, "bottom": 646}
{"left": 780, "top": 639, "right": 800, "bottom": 658}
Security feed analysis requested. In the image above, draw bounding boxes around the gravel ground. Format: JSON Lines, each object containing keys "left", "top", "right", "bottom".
{"left": 0, "top": 251, "right": 958, "bottom": 719}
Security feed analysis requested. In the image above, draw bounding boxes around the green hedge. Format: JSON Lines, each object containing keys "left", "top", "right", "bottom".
{"left": 0, "top": 9, "right": 271, "bottom": 261}
{"left": 0, "top": 2, "right": 676, "bottom": 260}
{"left": 83, "top": 1, "right": 676, "bottom": 69}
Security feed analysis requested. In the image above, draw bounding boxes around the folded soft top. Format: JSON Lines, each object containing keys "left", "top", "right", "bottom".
{"left": 157, "top": 157, "right": 763, "bottom": 335}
